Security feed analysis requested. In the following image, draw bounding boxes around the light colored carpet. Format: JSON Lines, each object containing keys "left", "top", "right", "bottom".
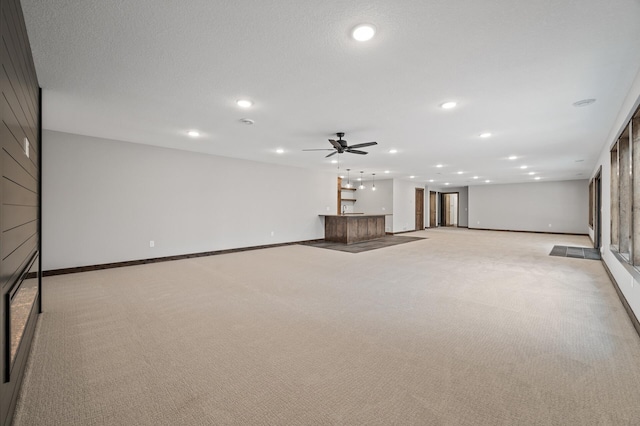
{"left": 13, "top": 228, "right": 640, "bottom": 425}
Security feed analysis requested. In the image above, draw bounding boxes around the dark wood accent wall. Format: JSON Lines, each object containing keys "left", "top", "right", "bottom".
{"left": 0, "top": 0, "right": 40, "bottom": 423}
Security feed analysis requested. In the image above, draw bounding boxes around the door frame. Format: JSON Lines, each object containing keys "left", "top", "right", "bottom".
{"left": 594, "top": 167, "right": 602, "bottom": 249}
{"left": 415, "top": 188, "right": 425, "bottom": 231}
{"left": 429, "top": 191, "right": 437, "bottom": 228}
{"left": 440, "top": 192, "right": 460, "bottom": 227}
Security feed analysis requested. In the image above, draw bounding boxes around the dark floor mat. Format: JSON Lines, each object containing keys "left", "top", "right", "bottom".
{"left": 301, "top": 236, "right": 425, "bottom": 253}
{"left": 550, "top": 245, "right": 601, "bottom": 260}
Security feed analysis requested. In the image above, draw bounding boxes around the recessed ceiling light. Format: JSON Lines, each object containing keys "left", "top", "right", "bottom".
{"left": 187, "top": 130, "right": 200, "bottom": 137}
{"left": 429, "top": 179, "right": 434, "bottom": 182}
{"left": 573, "top": 99, "right": 596, "bottom": 107}
{"left": 389, "top": 149, "right": 398, "bottom": 154}
{"left": 410, "top": 176, "right": 415, "bottom": 179}
{"left": 384, "top": 170, "right": 390, "bottom": 174}
{"left": 528, "top": 172, "right": 535, "bottom": 175}
{"left": 508, "top": 156, "right": 517, "bottom": 160}
{"left": 444, "top": 182, "right": 450, "bottom": 185}
{"left": 436, "top": 164, "right": 444, "bottom": 168}
{"left": 534, "top": 176, "right": 541, "bottom": 180}
{"left": 457, "top": 171, "right": 463, "bottom": 175}
{"left": 473, "top": 176, "right": 479, "bottom": 179}
{"left": 339, "top": 175, "right": 345, "bottom": 179}
{"left": 236, "top": 99, "right": 253, "bottom": 108}
{"left": 276, "top": 148, "right": 284, "bottom": 154}
{"left": 479, "top": 132, "right": 492, "bottom": 138}
{"left": 485, "top": 180, "right": 491, "bottom": 183}
{"left": 331, "top": 159, "right": 338, "bottom": 164}
{"left": 440, "top": 101, "right": 457, "bottom": 109}
{"left": 352, "top": 24, "right": 376, "bottom": 41}
{"left": 520, "top": 165, "right": 528, "bottom": 169}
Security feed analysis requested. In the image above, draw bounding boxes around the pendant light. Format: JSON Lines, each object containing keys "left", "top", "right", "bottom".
{"left": 372, "top": 173, "right": 376, "bottom": 191}
{"left": 359, "top": 171, "right": 365, "bottom": 190}
{"left": 345, "top": 169, "right": 351, "bottom": 188}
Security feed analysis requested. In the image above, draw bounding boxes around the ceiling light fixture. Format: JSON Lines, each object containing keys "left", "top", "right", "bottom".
{"left": 508, "top": 156, "right": 517, "bottom": 160}
{"left": 473, "top": 176, "right": 479, "bottom": 179}
{"left": 187, "top": 130, "right": 200, "bottom": 137}
{"left": 359, "top": 171, "right": 365, "bottom": 189}
{"left": 276, "top": 148, "right": 284, "bottom": 154}
{"left": 372, "top": 173, "right": 376, "bottom": 191}
{"left": 520, "top": 165, "right": 528, "bottom": 169}
{"left": 345, "top": 169, "right": 352, "bottom": 188}
{"left": 236, "top": 99, "right": 253, "bottom": 108}
{"left": 384, "top": 170, "right": 390, "bottom": 174}
{"left": 410, "top": 175, "right": 415, "bottom": 179}
{"left": 429, "top": 179, "right": 434, "bottom": 182}
{"left": 436, "top": 164, "right": 444, "bottom": 168}
{"left": 331, "top": 159, "right": 338, "bottom": 164}
{"left": 457, "top": 171, "right": 463, "bottom": 175}
{"left": 534, "top": 176, "right": 541, "bottom": 180}
{"left": 441, "top": 101, "right": 457, "bottom": 109}
{"left": 352, "top": 24, "right": 376, "bottom": 41}
{"left": 479, "top": 132, "right": 492, "bottom": 138}
{"left": 445, "top": 182, "right": 450, "bottom": 185}
{"left": 485, "top": 180, "right": 491, "bottom": 183}
{"left": 389, "top": 149, "right": 398, "bottom": 154}
{"left": 528, "top": 172, "right": 535, "bottom": 175}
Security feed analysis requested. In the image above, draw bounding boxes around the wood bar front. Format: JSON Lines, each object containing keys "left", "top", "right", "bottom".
{"left": 323, "top": 215, "right": 385, "bottom": 244}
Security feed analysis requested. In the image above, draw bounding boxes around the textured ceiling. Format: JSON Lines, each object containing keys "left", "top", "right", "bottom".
{"left": 21, "top": 0, "right": 640, "bottom": 185}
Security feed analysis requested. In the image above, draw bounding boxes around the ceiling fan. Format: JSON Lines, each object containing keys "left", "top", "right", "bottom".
{"left": 303, "top": 132, "right": 378, "bottom": 158}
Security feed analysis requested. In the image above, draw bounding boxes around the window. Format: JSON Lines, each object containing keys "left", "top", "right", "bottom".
{"left": 610, "top": 105, "right": 640, "bottom": 268}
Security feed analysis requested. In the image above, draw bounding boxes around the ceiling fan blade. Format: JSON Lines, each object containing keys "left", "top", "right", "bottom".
{"left": 347, "top": 141, "right": 377, "bottom": 149}
{"left": 347, "top": 149, "right": 368, "bottom": 155}
{"left": 303, "top": 148, "right": 335, "bottom": 151}
{"left": 329, "top": 139, "right": 342, "bottom": 150}
{"left": 325, "top": 151, "right": 338, "bottom": 158}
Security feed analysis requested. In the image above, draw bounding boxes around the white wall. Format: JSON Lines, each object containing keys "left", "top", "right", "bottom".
{"left": 43, "top": 130, "right": 336, "bottom": 270}
{"left": 468, "top": 180, "right": 589, "bottom": 234}
{"left": 591, "top": 67, "right": 640, "bottom": 322}
{"left": 356, "top": 178, "right": 393, "bottom": 232}
{"left": 392, "top": 179, "right": 424, "bottom": 232}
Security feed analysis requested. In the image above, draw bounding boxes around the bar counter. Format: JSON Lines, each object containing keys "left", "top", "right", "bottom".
{"left": 321, "top": 214, "right": 386, "bottom": 244}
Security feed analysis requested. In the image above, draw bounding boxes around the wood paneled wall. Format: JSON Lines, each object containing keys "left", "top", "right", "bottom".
{"left": 0, "top": 0, "right": 40, "bottom": 423}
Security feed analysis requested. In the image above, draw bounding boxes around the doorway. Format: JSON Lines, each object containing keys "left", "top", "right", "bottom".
{"left": 415, "top": 188, "right": 424, "bottom": 231}
{"left": 594, "top": 168, "right": 602, "bottom": 249}
{"left": 440, "top": 192, "right": 459, "bottom": 227}
{"left": 429, "top": 191, "right": 437, "bottom": 227}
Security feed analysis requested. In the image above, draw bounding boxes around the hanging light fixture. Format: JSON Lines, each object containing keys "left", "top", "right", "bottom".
{"left": 345, "top": 169, "right": 351, "bottom": 188}
{"left": 359, "top": 171, "right": 365, "bottom": 190}
{"left": 372, "top": 173, "right": 376, "bottom": 191}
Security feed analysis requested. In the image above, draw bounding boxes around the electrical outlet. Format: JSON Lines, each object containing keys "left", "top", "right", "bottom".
{"left": 149, "top": 240, "right": 155, "bottom": 248}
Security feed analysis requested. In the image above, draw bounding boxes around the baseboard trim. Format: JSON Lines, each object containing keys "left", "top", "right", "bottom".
{"left": 601, "top": 260, "right": 640, "bottom": 339}
{"left": 43, "top": 239, "right": 324, "bottom": 277}
{"left": 468, "top": 227, "right": 588, "bottom": 236}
